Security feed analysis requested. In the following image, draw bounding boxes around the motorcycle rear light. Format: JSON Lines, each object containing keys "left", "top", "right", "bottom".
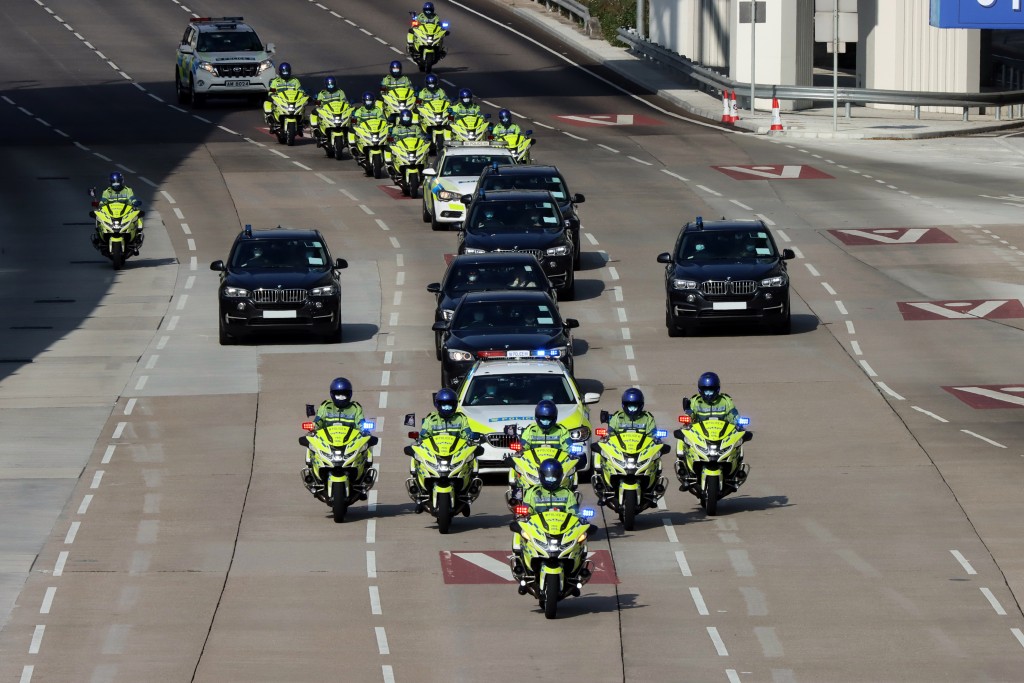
{"left": 509, "top": 441, "right": 521, "bottom": 452}
{"left": 514, "top": 504, "right": 530, "bottom": 517}
{"left": 594, "top": 427, "right": 608, "bottom": 438}
{"left": 302, "top": 421, "right": 314, "bottom": 431}
{"left": 678, "top": 415, "right": 691, "bottom": 425}
{"left": 408, "top": 431, "right": 419, "bottom": 439}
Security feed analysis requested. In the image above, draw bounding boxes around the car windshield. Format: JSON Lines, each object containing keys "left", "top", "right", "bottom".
{"left": 466, "top": 201, "right": 561, "bottom": 234}
{"left": 480, "top": 174, "right": 567, "bottom": 200}
{"left": 676, "top": 230, "right": 778, "bottom": 261}
{"left": 229, "top": 238, "right": 331, "bottom": 270}
{"left": 462, "top": 373, "right": 576, "bottom": 407}
{"left": 445, "top": 262, "right": 548, "bottom": 293}
{"left": 197, "top": 30, "right": 264, "bottom": 52}
{"left": 441, "top": 155, "right": 513, "bottom": 178}
{"left": 452, "top": 300, "right": 562, "bottom": 331}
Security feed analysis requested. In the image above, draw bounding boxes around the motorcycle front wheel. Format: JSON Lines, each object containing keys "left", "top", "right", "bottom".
{"left": 372, "top": 156, "right": 385, "bottom": 180}
{"left": 543, "top": 575, "right": 559, "bottom": 619}
{"left": 620, "top": 488, "right": 638, "bottom": 531}
{"left": 110, "top": 241, "right": 125, "bottom": 271}
{"left": 436, "top": 491, "right": 452, "bottom": 534}
{"left": 332, "top": 483, "right": 349, "bottom": 523}
{"left": 703, "top": 476, "right": 720, "bottom": 516}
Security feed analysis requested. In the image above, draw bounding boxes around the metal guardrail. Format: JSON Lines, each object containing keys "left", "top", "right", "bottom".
{"left": 616, "top": 27, "right": 1024, "bottom": 121}
{"left": 533, "top": 0, "right": 593, "bottom": 34}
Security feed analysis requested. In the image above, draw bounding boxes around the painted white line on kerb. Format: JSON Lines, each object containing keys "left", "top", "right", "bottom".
{"left": 962, "top": 430, "right": 1007, "bottom": 448}
{"left": 367, "top": 550, "right": 377, "bottom": 578}
{"left": 389, "top": 312, "right": 399, "bottom": 327}
{"left": 53, "top": 551, "right": 68, "bottom": 577}
{"left": 821, "top": 282, "right": 836, "bottom": 295}
{"left": 381, "top": 370, "right": 391, "bottom": 387}
{"left": 675, "top": 550, "right": 692, "bottom": 576}
{"left": 315, "top": 172, "right": 335, "bottom": 184}
{"left": 624, "top": 345, "right": 634, "bottom": 360}
{"left": 616, "top": 308, "right": 628, "bottom": 323}
{"left": 378, "top": 391, "right": 388, "bottom": 409}
{"left": 160, "top": 191, "right": 176, "bottom": 204}
{"left": 29, "top": 625, "right": 45, "bottom": 654}
{"left": 369, "top": 586, "right": 382, "bottom": 614}
{"left": 113, "top": 421, "right": 127, "bottom": 439}
{"left": 176, "top": 295, "right": 189, "bottom": 310}
{"left": 726, "top": 671, "right": 742, "bottom": 683}
{"left": 707, "top": 627, "right": 729, "bottom": 656}
{"left": 181, "top": 223, "right": 192, "bottom": 235}
{"left": 804, "top": 263, "right": 820, "bottom": 276}
{"left": 90, "top": 471, "right": 104, "bottom": 489}
{"left": 366, "top": 519, "right": 377, "bottom": 544}
{"left": 689, "top": 587, "right": 709, "bottom": 615}
{"left": 1012, "top": 628, "right": 1024, "bottom": 649}
{"left": 858, "top": 360, "right": 877, "bottom": 377}
{"left": 628, "top": 365, "right": 638, "bottom": 382}
{"left": 102, "top": 445, "right": 115, "bottom": 464}
{"left": 950, "top": 550, "right": 977, "bottom": 575}
{"left": 875, "top": 382, "right": 905, "bottom": 401}
{"left": 40, "top": 587, "right": 56, "bottom": 614}
{"left": 376, "top": 219, "right": 390, "bottom": 231}
{"left": 135, "top": 376, "right": 148, "bottom": 391}
{"left": 911, "top": 405, "right": 947, "bottom": 422}
{"left": 368, "top": 490, "right": 378, "bottom": 514}
{"left": 187, "top": 238, "right": 196, "bottom": 251}
{"left": 835, "top": 300, "right": 848, "bottom": 315}
{"left": 173, "top": 208, "right": 185, "bottom": 220}
{"left": 389, "top": 237, "right": 401, "bottom": 249}
{"left": 375, "top": 626, "right": 390, "bottom": 654}
{"left": 696, "top": 184, "right": 721, "bottom": 197}
{"left": 730, "top": 199, "right": 752, "bottom": 210}
{"left": 980, "top": 587, "right": 1007, "bottom": 615}
{"left": 64, "top": 521, "right": 80, "bottom": 544}
{"left": 77, "top": 495, "right": 93, "bottom": 515}
{"left": 621, "top": 327, "right": 631, "bottom": 340}
{"left": 393, "top": 291, "right": 402, "bottom": 306}
{"left": 663, "top": 518, "right": 678, "bottom": 543}
{"left": 293, "top": 161, "right": 312, "bottom": 171}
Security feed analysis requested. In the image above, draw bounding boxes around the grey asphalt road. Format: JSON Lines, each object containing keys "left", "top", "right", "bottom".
{"left": 1, "top": 0, "right": 1023, "bottom": 681}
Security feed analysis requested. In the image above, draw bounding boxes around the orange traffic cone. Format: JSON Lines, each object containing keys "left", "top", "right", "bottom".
{"left": 721, "top": 91, "right": 731, "bottom": 124}
{"left": 729, "top": 91, "right": 739, "bottom": 122}
{"left": 770, "top": 97, "right": 784, "bottom": 132}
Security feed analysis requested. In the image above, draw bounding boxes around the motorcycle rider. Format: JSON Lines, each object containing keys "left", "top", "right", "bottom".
{"left": 417, "top": 73, "right": 450, "bottom": 102}
{"left": 348, "top": 91, "right": 387, "bottom": 149}
{"left": 308, "top": 377, "right": 366, "bottom": 466}
{"left": 407, "top": 1, "right": 445, "bottom": 56}
{"left": 594, "top": 388, "right": 657, "bottom": 476}
{"left": 449, "top": 88, "right": 481, "bottom": 120}
{"left": 310, "top": 76, "right": 347, "bottom": 137}
{"left": 264, "top": 62, "right": 303, "bottom": 125}
{"left": 389, "top": 109, "right": 425, "bottom": 141}
{"left": 100, "top": 171, "right": 138, "bottom": 206}
{"left": 490, "top": 109, "right": 522, "bottom": 137}
{"left": 520, "top": 400, "right": 574, "bottom": 453}
{"left": 418, "top": 388, "right": 472, "bottom": 441}
{"left": 684, "top": 372, "right": 741, "bottom": 425}
{"left": 380, "top": 60, "right": 413, "bottom": 92}
{"left": 511, "top": 459, "right": 582, "bottom": 579}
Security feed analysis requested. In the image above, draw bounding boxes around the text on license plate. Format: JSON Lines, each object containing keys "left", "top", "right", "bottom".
{"left": 506, "top": 350, "right": 530, "bottom": 358}
{"left": 712, "top": 301, "right": 746, "bottom": 310}
{"left": 263, "top": 310, "right": 297, "bottom": 319}
{"left": 227, "top": 80, "right": 250, "bottom": 87}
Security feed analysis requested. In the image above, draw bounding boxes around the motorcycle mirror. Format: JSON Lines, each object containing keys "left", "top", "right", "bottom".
{"left": 88, "top": 187, "right": 96, "bottom": 197}
{"left": 599, "top": 410, "right": 610, "bottom": 424}
{"left": 88, "top": 211, "right": 96, "bottom": 219}
{"left": 473, "top": 446, "right": 484, "bottom": 457}
{"left": 298, "top": 436, "right": 309, "bottom": 447}
{"left": 742, "top": 431, "right": 754, "bottom": 442}
{"left": 682, "top": 398, "right": 691, "bottom": 410}
{"left": 509, "top": 520, "right": 521, "bottom": 533}
{"left": 660, "top": 444, "right": 671, "bottom": 455}
{"left": 138, "top": 211, "right": 146, "bottom": 217}
{"left": 305, "top": 404, "right": 316, "bottom": 417}
{"left": 404, "top": 413, "right": 416, "bottom": 427}
{"left": 673, "top": 429, "right": 685, "bottom": 440}
{"left": 403, "top": 445, "right": 415, "bottom": 457}
{"left": 368, "top": 435, "right": 379, "bottom": 447}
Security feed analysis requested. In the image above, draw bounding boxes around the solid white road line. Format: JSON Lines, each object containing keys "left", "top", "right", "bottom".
{"left": 875, "top": 382, "right": 905, "bottom": 401}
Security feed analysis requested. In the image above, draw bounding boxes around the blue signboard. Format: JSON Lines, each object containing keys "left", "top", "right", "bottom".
{"left": 931, "top": 0, "right": 1024, "bottom": 28}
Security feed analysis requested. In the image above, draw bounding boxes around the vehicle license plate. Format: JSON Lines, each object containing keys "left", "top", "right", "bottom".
{"left": 711, "top": 302, "right": 746, "bottom": 310}
{"left": 507, "top": 350, "right": 530, "bottom": 358}
{"left": 228, "top": 80, "right": 250, "bottom": 87}
{"left": 263, "top": 310, "right": 297, "bottom": 319}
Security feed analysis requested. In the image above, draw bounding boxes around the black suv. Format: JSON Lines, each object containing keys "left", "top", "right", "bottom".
{"left": 456, "top": 189, "right": 575, "bottom": 299}
{"left": 433, "top": 289, "right": 579, "bottom": 387}
{"left": 657, "top": 217, "right": 794, "bottom": 336}
{"left": 210, "top": 226, "right": 348, "bottom": 344}
{"left": 475, "top": 164, "right": 585, "bottom": 269}
{"left": 426, "top": 252, "right": 554, "bottom": 360}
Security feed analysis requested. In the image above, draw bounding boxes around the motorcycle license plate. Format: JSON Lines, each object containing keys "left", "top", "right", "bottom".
{"left": 712, "top": 301, "right": 746, "bottom": 310}
{"left": 262, "top": 310, "right": 297, "bottom": 319}
{"left": 227, "top": 80, "right": 250, "bottom": 87}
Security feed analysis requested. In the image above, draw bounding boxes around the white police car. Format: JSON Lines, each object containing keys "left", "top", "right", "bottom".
{"left": 175, "top": 17, "right": 277, "bottom": 106}
{"left": 421, "top": 142, "right": 515, "bottom": 231}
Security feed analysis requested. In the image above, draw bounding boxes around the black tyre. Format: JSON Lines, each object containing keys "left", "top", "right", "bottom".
{"left": 286, "top": 129, "right": 296, "bottom": 147}
{"left": 430, "top": 213, "right": 444, "bottom": 232}
{"left": 218, "top": 317, "right": 236, "bottom": 346}
{"left": 372, "top": 157, "right": 385, "bottom": 179}
{"left": 543, "top": 576, "right": 559, "bottom": 619}
{"left": 621, "top": 488, "right": 638, "bottom": 531}
{"left": 666, "top": 309, "right": 683, "bottom": 338}
{"left": 322, "top": 320, "right": 342, "bottom": 344}
{"left": 409, "top": 182, "right": 420, "bottom": 200}
{"left": 110, "top": 242, "right": 125, "bottom": 271}
{"left": 175, "top": 69, "right": 189, "bottom": 104}
{"left": 434, "top": 332, "right": 443, "bottom": 361}
{"left": 436, "top": 492, "right": 452, "bottom": 534}
{"left": 401, "top": 181, "right": 410, "bottom": 197}
{"left": 573, "top": 248, "right": 581, "bottom": 271}
{"left": 332, "top": 482, "right": 349, "bottom": 523}
{"left": 422, "top": 201, "right": 432, "bottom": 223}
{"left": 772, "top": 306, "right": 792, "bottom": 335}
{"left": 703, "top": 476, "right": 720, "bottom": 516}
{"left": 189, "top": 78, "right": 206, "bottom": 107}
{"left": 276, "top": 130, "right": 287, "bottom": 145}
{"left": 559, "top": 279, "right": 575, "bottom": 302}
{"left": 325, "top": 145, "right": 335, "bottom": 159}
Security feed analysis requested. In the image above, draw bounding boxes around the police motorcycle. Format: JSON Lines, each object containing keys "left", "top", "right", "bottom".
{"left": 267, "top": 86, "right": 309, "bottom": 146}
{"left": 491, "top": 129, "right": 535, "bottom": 164}
{"left": 88, "top": 188, "right": 144, "bottom": 270}
{"left": 387, "top": 133, "right": 431, "bottom": 198}
{"left": 311, "top": 98, "right": 354, "bottom": 159}
{"left": 408, "top": 13, "right": 450, "bottom": 73}
{"left": 416, "top": 98, "right": 452, "bottom": 154}
{"left": 590, "top": 411, "right": 669, "bottom": 531}
{"left": 673, "top": 398, "right": 752, "bottom": 516}
{"left": 449, "top": 112, "right": 490, "bottom": 143}
{"left": 503, "top": 425, "right": 583, "bottom": 512}
{"left": 380, "top": 86, "right": 418, "bottom": 124}
{"left": 350, "top": 114, "right": 392, "bottom": 179}
{"left": 510, "top": 499, "right": 594, "bottom": 619}
{"left": 299, "top": 404, "right": 379, "bottom": 523}
{"left": 403, "top": 413, "right": 484, "bottom": 534}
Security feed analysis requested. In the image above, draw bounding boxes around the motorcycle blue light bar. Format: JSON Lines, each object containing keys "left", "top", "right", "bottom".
{"left": 654, "top": 429, "right": 667, "bottom": 439}
{"left": 569, "top": 444, "right": 584, "bottom": 455}
{"left": 579, "top": 508, "right": 595, "bottom": 519}
{"left": 361, "top": 420, "right": 376, "bottom": 431}
{"left": 441, "top": 20, "right": 450, "bottom": 28}
{"left": 737, "top": 417, "right": 750, "bottom": 426}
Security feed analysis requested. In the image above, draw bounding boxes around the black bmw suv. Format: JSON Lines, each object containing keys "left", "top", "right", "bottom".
{"left": 475, "top": 164, "right": 585, "bottom": 269}
{"left": 457, "top": 189, "right": 575, "bottom": 299}
{"left": 210, "top": 225, "right": 348, "bottom": 344}
{"left": 657, "top": 217, "right": 794, "bottom": 336}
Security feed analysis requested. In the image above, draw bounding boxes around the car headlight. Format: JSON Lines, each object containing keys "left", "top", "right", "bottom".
{"left": 197, "top": 61, "right": 217, "bottom": 75}
{"left": 569, "top": 426, "right": 590, "bottom": 441}
{"left": 761, "top": 275, "right": 788, "bottom": 287}
{"left": 672, "top": 279, "right": 697, "bottom": 290}
{"left": 545, "top": 245, "right": 569, "bottom": 256}
{"left": 437, "top": 189, "right": 461, "bottom": 201}
{"left": 257, "top": 59, "right": 274, "bottom": 74}
{"left": 441, "top": 309, "right": 454, "bottom": 321}
{"left": 447, "top": 350, "right": 473, "bottom": 362}
{"left": 463, "top": 248, "right": 485, "bottom": 254}
{"left": 311, "top": 285, "right": 337, "bottom": 297}
{"left": 222, "top": 286, "right": 250, "bottom": 298}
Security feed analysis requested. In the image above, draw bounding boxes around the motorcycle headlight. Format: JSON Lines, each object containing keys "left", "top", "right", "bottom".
{"left": 197, "top": 61, "right": 217, "bottom": 75}
{"left": 569, "top": 427, "right": 590, "bottom": 441}
{"left": 441, "top": 309, "right": 454, "bottom": 321}
{"left": 672, "top": 279, "right": 697, "bottom": 290}
{"left": 437, "top": 190, "right": 461, "bottom": 201}
{"left": 331, "top": 116, "right": 344, "bottom": 125}
{"left": 761, "top": 274, "right": 788, "bottom": 287}
{"left": 222, "top": 286, "right": 250, "bottom": 298}
{"left": 371, "top": 134, "right": 380, "bottom": 142}
{"left": 311, "top": 285, "right": 337, "bottom": 297}
{"left": 447, "top": 349, "right": 473, "bottom": 362}
{"left": 546, "top": 245, "right": 570, "bottom": 256}
{"left": 547, "top": 539, "right": 561, "bottom": 552}
{"left": 331, "top": 453, "right": 346, "bottom": 463}
{"left": 437, "top": 461, "right": 451, "bottom": 473}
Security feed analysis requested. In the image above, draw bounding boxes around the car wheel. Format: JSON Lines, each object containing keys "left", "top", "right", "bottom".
{"left": 441, "top": 366, "right": 452, "bottom": 388}
{"left": 422, "top": 200, "right": 432, "bottom": 223}
{"left": 190, "top": 77, "right": 206, "bottom": 107}
{"left": 430, "top": 213, "right": 443, "bottom": 232}
{"left": 559, "top": 278, "right": 575, "bottom": 302}
{"left": 772, "top": 306, "right": 792, "bottom": 335}
{"left": 219, "top": 317, "right": 237, "bottom": 346}
{"left": 666, "top": 309, "right": 684, "bottom": 338}
{"left": 175, "top": 68, "right": 189, "bottom": 104}
{"left": 322, "top": 318, "right": 343, "bottom": 344}
{"left": 434, "top": 331, "right": 443, "bottom": 361}
{"left": 573, "top": 248, "right": 582, "bottom": 271}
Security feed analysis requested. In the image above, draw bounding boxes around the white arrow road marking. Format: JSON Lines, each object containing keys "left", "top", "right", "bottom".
{"left": 839, "top": 228, "right": 931, "bottom": 243}
{"left": 719, "top": 165, "right": 803, "bottom": 179}
{"left": 906, "top": 300, "right": 1010, "bottom": 319}
{"left": 456, "top": 552, "right": 513, "bottom": 581}
{"left": 954, "top": 387, "right": 1024, "bottom": 407}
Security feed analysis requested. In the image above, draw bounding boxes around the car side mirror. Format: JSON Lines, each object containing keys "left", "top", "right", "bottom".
{"left": 210, "top": 260, "right": 225, "bottom": 271}
{"left": 403, "top": 445, "right": 415, "bottom": 457}
{"left": 306, "top": 404, "right": 316, "bottom": 417}
{"left": 180, "top": 45, "right": 195, "bottom": 55}
{"left": 599, "top": 410, "right": 610, "bottom": 424}
{"left": 88, "top": 211, "right": 96, "bottom": 219}
{"left": 742, "top": 431, "right": 754, "bottom": 442}
{"left": 431, "top": 321, "right": 448, "bottom": 332}
{"left": 673, "top": 429, "right": 685, "bottom": 439}
{"left": 266, "top": 42, "right": 276, "bottom": 54}
{"left": 583, "top": 392, "right": 601, "bottom": 405}
{"left": 682, "top": 398, "right": 691, "bottom": 411}
{"left": 426, "top": 282, "right": 441, "bottom": 294}
{"left": 573, "top": 193, "right": 585, "bottom": 203}
{"left": 334, "top": 258, "right": 349, "bottom": 270}
{"left": 657, "top": 252, "right": 673, "bottom": 264}
{"left": 781, "top": 248, "right": 796, "bottom": 260}
{"left": 564, "top": 318, "right": 579, "bottom": 329}
{"left": 298, "top": 436, "right": 309, "bottom": 447}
